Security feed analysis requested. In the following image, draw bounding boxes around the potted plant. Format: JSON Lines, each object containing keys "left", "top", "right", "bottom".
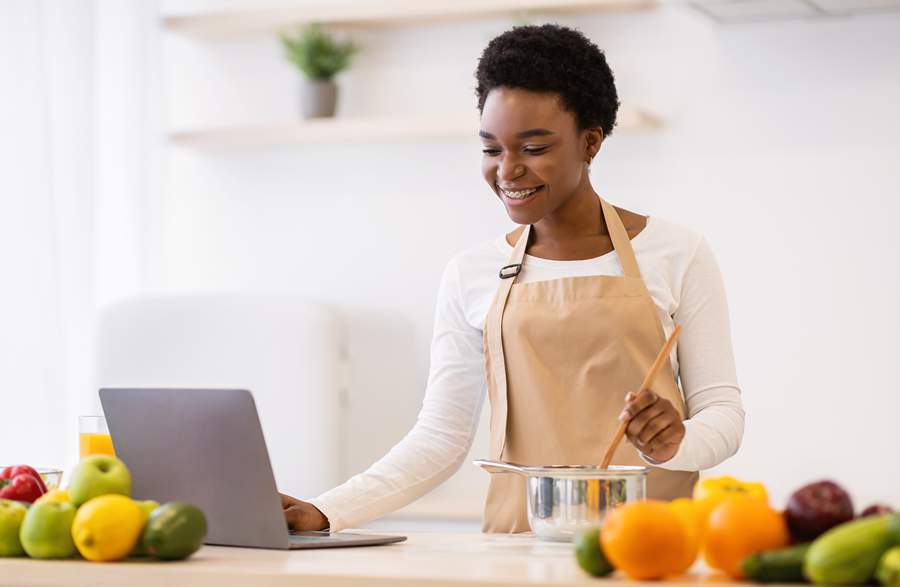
{"left": 280, "top": 24, "right": 357, "bottom": 119}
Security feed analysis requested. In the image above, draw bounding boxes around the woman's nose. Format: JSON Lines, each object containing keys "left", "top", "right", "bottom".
{"left": 497, "top": 157, "right": 525, "bottom": 182}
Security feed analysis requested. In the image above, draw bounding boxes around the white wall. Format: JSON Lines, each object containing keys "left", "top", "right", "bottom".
{"left": 155, "top": 1, "right": 900, "bottom": 516}
{"left": 0, "top": 0, "right": 164, "bottom": 470}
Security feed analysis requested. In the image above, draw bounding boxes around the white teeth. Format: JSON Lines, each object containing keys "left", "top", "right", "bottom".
{"left": 502, "top": 187, "right": 539, "bottom": 199}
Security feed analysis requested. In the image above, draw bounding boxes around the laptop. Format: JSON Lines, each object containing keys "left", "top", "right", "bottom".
{"left": 99, "top": 388, "right": 406, "bottom": 550}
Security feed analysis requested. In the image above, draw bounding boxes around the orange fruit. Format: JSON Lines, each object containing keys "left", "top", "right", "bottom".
{"left": 702, "top": 494, "right": 790, "bottom": 578}
{"left": 601, "top": 500, "right": 689, "bottom": 580}
{"left": 668, "top": 498, "right": 701, "bottom": 574}
{"left": 693, "top": 477, "right": 769, "bottom": 537}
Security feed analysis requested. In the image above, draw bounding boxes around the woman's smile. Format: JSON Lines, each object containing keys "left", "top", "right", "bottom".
{"left": 499, "top": 185, "right": 545, "bottom": 205}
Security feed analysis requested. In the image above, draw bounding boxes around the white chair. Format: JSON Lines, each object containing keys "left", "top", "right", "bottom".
{"left": 95, "top": 294, "right": 344, "bottom": 498}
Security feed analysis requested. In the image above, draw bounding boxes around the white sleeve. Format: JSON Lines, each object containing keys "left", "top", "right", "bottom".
{"left": 308, "top": 257, "right": 487, "bottom": 532}
{"left": 643, "top": 237, "right": 746, "bottom": 472}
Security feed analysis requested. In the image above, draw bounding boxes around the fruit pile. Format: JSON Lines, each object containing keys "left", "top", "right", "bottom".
{"left": 575, "top": 476, "right": 900, "bottom": 585}
{"left": 0, "top": 456, "right": 207, "bottom": 562}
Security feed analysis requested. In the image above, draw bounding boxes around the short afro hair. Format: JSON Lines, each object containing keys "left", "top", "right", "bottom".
{"left": 475, "top": 24, "right": 619, "bottom": 137}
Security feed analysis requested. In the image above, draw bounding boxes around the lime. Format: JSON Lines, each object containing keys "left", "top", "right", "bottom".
{"left": 575, "top": 526, "right": 614, "bottom": 577}
{"left": 141, "top": 502, "right": 207, "bottom": 561}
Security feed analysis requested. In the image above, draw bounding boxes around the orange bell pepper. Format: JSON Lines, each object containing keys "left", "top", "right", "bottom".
{"left": 692, "top": 476, "right": 769, "bottom": 531}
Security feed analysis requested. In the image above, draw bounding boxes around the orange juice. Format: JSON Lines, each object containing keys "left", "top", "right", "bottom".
{"left": 79, "top": 432, "right": 116, "bottom": 458}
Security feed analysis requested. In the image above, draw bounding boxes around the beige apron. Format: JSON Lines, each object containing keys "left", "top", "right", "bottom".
{"left": 482, "top": 197, "right": 698, "bottom": 533}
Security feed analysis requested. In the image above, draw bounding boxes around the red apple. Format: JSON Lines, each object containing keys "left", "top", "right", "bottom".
{"left": 785, "top": 480, "right": 854, "bottom": 541}
{"left": 860, "top": 503, "right": 894, "bottom": 518}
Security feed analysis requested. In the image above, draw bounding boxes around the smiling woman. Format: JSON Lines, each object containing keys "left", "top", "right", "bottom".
{"left": 280, "top": 24, "right": 745, "bottom": 535}
{"left": 476, "top": 24, "right": 618, "bottom": 228}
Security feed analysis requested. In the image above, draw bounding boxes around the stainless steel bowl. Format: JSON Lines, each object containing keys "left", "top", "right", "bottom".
{"left": 474, "top": 459, "right": 647, "bottom": 542}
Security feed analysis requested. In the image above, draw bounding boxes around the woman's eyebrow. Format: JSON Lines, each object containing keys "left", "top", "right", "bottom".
{"left": 478, "top": 128, "right": 557, "bottom": 140}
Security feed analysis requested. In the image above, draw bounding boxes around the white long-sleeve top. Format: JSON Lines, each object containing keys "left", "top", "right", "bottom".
{"left": 310, "top": 216, "right": 745, "bottom": 532}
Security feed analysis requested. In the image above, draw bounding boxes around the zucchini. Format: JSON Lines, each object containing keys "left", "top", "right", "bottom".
{"left": 742, "top": 543, "right": 810, "bottom": 583}
{"left": 805, "top": 513, "right": 900, "bottom": 585}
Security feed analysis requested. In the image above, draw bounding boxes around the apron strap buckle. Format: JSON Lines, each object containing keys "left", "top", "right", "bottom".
{"left": 499, "top": 263, "right": 522, "bottom": 279}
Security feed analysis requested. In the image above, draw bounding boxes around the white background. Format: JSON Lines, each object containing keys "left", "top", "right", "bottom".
{"left": 3, "top": 0, "right": 899, "bottom": 519}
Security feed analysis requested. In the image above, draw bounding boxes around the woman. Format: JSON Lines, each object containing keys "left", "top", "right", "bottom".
{"left": 281, "top": 24, "right": 744, "bottom": 533}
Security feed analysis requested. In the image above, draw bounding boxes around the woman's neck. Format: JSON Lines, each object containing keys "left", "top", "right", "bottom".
{"left": 532, "top": 182, "right": 604, "bottom": 248}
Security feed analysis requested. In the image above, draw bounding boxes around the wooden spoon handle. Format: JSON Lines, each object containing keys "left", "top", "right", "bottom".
{"left": 599, "top": 324, "right": 682, "bottom": 469}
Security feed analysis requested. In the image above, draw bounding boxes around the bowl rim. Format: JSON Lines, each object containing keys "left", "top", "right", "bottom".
{"left": 1, "top": 466, "right": 63, "bottom": 474}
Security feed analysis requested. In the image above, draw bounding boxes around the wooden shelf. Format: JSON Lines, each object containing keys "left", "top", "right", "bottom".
{"left": 169, "top": 108, "right": 661, "bottom": 148}
{"left": 163, "top": 0, "right": 656, "bottom": 40}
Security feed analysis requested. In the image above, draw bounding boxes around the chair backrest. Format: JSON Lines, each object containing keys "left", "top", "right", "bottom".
{"left": 96, "top": 294, "right": 343, "bottom": 498}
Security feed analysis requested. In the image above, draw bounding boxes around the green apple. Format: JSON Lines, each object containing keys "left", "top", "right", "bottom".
{"left": 67, "top": 455, "right": 132, "bottom": 507}
{"left": 0, "top": 499, "right": 27, "bottom": 557}
{"left": 130, "top": 500, "right": 161, "bottom": 556}
{"left": 19, "top": 501, "right": 77, "bottom": 559}
{"left": 136, "top": 499, "right": 160, "bottom": 521}
{"left": 135, "top": 499, "right": 159, "bottom": 522}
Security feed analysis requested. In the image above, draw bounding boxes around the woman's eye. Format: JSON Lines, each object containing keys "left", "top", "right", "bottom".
{"left": 524, "top": 146, "right": 549, "bottom": 155}
{"left": 481, "top": 148, "right": 501, "bottom": 156}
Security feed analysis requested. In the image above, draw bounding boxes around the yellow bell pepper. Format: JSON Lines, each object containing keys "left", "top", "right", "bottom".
{"left": 692, "top": 476, "right": 769, "bottom": 531}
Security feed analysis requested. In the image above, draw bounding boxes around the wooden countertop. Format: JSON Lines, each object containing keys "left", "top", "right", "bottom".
{"left": 2, "top": 530, "right": 730, "bottom": 586}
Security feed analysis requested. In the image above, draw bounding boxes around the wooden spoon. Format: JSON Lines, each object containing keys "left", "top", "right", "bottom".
{"left": 599, "top": 324, "right": 682, "bottom": 469}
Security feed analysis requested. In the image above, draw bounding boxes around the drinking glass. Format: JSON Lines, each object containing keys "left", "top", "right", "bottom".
{"left": 79, "top": 415, "right": 116, "bottom": 458}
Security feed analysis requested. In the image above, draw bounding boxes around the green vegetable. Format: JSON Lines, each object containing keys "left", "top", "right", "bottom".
{"left": 742, "top": 543, "right": 810, "bottom": 583}
{"left": 804, "top": 513, "right": 900, "bottom": 585}
{"left": 141, "top": 502, "right": 207, "bottom": 561}
{"left": 877, "top": 546, "right": 900, "bottom": 587}
{"left": 574, "top": 526, "right": 614, "bottom": 577}
{"left": 890, "top": 514, "right": 900, "bottom": 543}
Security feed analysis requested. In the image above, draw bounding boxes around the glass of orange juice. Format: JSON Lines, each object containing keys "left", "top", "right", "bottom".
{"left": 79, "top": 415, "right": 116, "bottom": 458}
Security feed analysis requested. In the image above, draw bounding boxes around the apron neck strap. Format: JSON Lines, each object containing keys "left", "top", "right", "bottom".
{"left": 507, "top": 225, "right": 531, "bottom": 267}
{"left": 506, "top": 198, "right": 642, "bottom": 279}
{"left": 599, "top": 197, "right": 642, "bottom": 278}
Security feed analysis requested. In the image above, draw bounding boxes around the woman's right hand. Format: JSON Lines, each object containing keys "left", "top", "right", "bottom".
{"left": 280, "top": 493, "right": 330, "bottom": 531}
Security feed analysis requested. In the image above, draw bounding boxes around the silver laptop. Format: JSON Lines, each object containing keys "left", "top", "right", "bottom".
{"left": 99, "top": 388, "right": 406, "bottom": 550}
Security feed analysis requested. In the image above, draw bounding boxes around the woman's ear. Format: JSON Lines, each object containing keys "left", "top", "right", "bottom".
{"left": 583, "top": 128, "right": 604, "bottom": 164}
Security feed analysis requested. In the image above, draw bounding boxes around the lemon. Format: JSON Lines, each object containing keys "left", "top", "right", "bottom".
{"left": 71, "top": 495, "right": 144, "bottom": 562}
{"left": 35, "top": 489, "right": 70, "bottom": 505}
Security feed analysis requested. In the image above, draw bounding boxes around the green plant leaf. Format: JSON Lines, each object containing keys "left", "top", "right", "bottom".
{"left": 279, "top": 23, "right": 358, "bottom": 81}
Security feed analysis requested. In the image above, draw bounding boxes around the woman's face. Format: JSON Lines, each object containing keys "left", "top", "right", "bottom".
{"left": 480, "top": 87, "right": 596, "bottom": 226}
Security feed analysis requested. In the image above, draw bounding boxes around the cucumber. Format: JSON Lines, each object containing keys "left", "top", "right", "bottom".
{"left": 742, "top": 543, "right": 810, "bottom": 583}
{"left": 890, "top": 514, "right": 900, "bottom": 543}
{"left": 804, "top": 513, "right": 900, "bottom": 585}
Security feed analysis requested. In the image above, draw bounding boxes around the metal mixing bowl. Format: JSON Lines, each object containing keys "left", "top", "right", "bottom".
{"left": 474, "top": 459, "right": 648, "bottom": 542}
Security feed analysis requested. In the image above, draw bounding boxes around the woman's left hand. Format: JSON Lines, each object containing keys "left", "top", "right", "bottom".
{"left": 618, "top": 388, "right": 685, "bottom": 463}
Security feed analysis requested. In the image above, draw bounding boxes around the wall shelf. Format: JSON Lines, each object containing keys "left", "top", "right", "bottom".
{"left": 162, "top": 0, "right": 656, "bottom": 40}
{"left": 169, "top": 107, "right": 661, "bottom": 148}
